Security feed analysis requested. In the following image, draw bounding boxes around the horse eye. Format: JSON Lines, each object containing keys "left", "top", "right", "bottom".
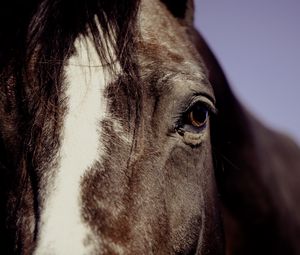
{"left": 175, "top": 100, "right": 214, "bottom": 140}
{"left": 186, "top": 103, "right": 209, "bottom": 129}
{"left": 187, "top": 104, "right": 209, "bottom": 128}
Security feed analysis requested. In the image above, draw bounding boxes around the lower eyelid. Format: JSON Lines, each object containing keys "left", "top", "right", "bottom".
{"left": 182, "top": 131, "right": 205, "bottom": 146}
{"left": 184, "top": 123, "right": 207, "bottom": 133}
{"left": 174, "top": 121, "right": 209, "bottom": 147}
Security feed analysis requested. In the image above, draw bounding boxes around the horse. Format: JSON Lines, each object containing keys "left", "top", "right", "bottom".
{"left": 1, "top": 0, "right": 300, "bottom": 254}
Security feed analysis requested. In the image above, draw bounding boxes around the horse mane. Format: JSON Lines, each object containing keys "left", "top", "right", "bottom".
{"left": 0, "top": 0, "right": 140, "bottom": 68}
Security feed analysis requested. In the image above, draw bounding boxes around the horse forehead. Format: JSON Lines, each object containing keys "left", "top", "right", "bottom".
{"left": 138, "top": 0, "right": 207, "bottom": 79}
{"left": 140, "top": 0, "right": 195, "bottom": 54}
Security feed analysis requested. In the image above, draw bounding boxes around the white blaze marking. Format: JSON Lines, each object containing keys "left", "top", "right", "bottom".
{"left": 34, "top": 36, "right": 112, "bottom": 254}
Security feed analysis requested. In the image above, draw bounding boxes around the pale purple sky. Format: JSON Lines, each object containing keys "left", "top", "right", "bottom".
{"left": 195, "top": 0, "right": 300, "bottom": 143}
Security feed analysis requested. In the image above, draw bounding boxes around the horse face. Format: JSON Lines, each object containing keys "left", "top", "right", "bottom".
{"left": 3, "top": 1, "right": 300, "bottom": 254}
{"left": 0, "top": 0, "right": 223, "bottom": 254}
{"left": 35, "top": 2, "right": 222, "bottom": 255}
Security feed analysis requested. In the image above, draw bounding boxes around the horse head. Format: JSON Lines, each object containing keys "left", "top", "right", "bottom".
{"left": 0, "top": 0, "right": 300, "bottom": 254}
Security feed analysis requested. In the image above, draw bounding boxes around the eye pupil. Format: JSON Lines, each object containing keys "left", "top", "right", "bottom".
{"left": 188, "top": 105, "right": 208, "bottom": 128}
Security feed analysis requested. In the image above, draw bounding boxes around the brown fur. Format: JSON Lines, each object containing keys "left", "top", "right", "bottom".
{"left": 1, "top": 0, "right": 300, "bottom": 254}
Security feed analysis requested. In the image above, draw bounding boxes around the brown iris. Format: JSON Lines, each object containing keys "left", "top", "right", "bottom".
{"left": 187, "top": 104, "right": 208, "bottom": 128}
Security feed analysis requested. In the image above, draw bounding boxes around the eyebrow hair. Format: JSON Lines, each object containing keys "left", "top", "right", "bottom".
{"left": 161, "top": 70, "right": 211, "bottom": 92}
{"left": 146, "top": 67, "right": 208, "bottom": 85}
{"left": 143, "top": 66, "right": 214, "bottom": 107}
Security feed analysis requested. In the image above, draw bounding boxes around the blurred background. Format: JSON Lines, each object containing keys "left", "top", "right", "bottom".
{"left": 195, "top": 0, "right": 300, "bottom": 144}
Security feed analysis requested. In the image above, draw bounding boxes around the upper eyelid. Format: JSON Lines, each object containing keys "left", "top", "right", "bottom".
{"left": 182, "top": 94, "right": 217, "bottom": 115}
{"left": 173, "top": 95, "right": 217, "bottom": 127}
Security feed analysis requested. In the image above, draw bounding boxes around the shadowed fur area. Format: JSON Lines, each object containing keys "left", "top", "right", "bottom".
{"left": 0, "top": 0, "right": 300, "bottom": 254}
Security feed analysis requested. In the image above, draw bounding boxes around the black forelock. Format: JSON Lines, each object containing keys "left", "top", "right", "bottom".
{"left": 0, "top": 0, "right": 141, "bottom": 72}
